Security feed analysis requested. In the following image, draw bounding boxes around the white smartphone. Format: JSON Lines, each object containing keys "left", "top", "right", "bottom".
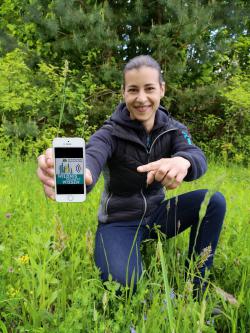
{"left": 53, "top": 137, "right": 86, "bottom": 202}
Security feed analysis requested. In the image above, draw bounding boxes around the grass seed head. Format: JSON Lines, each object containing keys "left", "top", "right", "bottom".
{"left": 196, "top": 245, "right": 212, "bottom": 269}
{"left": 53, "top": 216, "right": 68, "bottom": 252}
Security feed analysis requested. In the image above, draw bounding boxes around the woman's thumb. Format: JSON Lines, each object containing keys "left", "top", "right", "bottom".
{"left": 85, "top": 168, "right": 93, "bottom": 185}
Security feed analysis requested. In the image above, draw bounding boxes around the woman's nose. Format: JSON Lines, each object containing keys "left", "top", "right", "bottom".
{"left": 136, "top": 90, "right": 147, "bottom": 102}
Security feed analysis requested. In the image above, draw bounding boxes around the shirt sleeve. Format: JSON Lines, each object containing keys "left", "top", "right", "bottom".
{"left": 85, "top": 123, "right": 116, "bottom": 192}
{"left": 170, "top": 126, "right": 207, "bottom": 181}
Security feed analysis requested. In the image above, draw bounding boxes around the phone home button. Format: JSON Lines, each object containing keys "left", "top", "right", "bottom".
{"left": 67, "top": 195, "right": 74, "bottom": 202}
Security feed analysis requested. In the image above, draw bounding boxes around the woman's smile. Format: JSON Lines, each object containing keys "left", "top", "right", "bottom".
{"left": 134, "top": 105, "right": 152, "bottom": 112}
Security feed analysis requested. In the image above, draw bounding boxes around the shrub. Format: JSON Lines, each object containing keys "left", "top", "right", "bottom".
{"left": 219, "top": 73, "right": 250, "bottom": 164}
{"left": 0, "top": 49, "right": 100, "bottom": 157}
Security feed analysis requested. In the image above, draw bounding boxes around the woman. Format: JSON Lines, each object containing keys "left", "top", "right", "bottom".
{"left": 37, "top": 55, "right": 226, "bottom": 298}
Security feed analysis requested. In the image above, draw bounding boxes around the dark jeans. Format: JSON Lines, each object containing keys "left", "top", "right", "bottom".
{"left": 94, "top": 190, "right": 226, "bottom": 289}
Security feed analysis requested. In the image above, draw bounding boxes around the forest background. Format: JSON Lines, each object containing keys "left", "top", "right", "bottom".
{"left": 0, "top": 0, "right": 249, "bottom": 164}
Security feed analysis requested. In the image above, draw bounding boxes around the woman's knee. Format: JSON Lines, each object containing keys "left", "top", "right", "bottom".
{"left": 211, "top": 191, "right": 226, "bottom": 211}
{"left": 209, "top": 191, "right": 226, "bottom": 223}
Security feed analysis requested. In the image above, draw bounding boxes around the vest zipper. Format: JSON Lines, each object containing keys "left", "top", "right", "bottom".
{"left": 140, "top": 189, "right": 147, "bottom": 220}
{"left": 141, "top": 128, "right": 178, "bottom": 218}
{"left": 147, "top": 128, "right": 178, "bottom": 155}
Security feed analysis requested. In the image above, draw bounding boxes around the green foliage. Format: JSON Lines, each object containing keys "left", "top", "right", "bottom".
{"left": 0, "top": 1, "right": 249, "bottom": 161}
{"left": 0, "top": 0, "right": 41, "bottom": 56}
{"left": 219, "top": 73, "right": 250, "bottom": 164}
{"left": 0, "top": 159, "right": 249, "bottom": 331}
{"left": 0, "top": 49, "right": 40, "bottom": 117}
{"left": 0, "top": 49, "right": 107, "bottom": 157}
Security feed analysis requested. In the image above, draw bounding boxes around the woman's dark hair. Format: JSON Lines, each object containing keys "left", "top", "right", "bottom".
{"left": 123, "top": 55, "right": 164, "bottom": 85}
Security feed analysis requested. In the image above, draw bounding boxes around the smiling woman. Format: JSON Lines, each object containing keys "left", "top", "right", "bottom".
{"left": 37, "top": 54, "right": 226, "bottom": 299}
{"left": 123, "top": 65, "right": 165, "bottom": 133}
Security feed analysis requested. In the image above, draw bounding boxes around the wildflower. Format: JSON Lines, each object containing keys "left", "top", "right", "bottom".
{"left": 170, "top": 288, "right": 176, "bottom": 300}
{"left": 5, "top": 212, "right": 12, "bottom": 219}
{"left": 18, "top": 255, "right": 29, "bottom": 265}
{"left": 19, "top": 254, "right": 30, "bottom": 265}
{"left": 162, "top": 288, "right": 176, "bottom": 307}
{"left": 130, "top": 326, "right": 136, "bottom": 333}
{"left": 206, "top": 318, "right": 215, "bottom": 326}
{"left": 8, "top": 266, "right": 14, "bottom": 273}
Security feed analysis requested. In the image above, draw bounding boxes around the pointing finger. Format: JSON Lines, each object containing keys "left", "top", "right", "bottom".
{"left": 137, "top": 160, "right": 160, "bottom": 173}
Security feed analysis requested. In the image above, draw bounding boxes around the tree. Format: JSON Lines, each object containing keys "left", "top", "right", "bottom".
{"left": 0, "top": 0, "right": 249, "bottom": 161}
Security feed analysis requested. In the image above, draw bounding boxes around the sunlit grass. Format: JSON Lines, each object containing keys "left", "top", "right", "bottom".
{"left": 0, "top": 158, "right": 249, "bottom": 332}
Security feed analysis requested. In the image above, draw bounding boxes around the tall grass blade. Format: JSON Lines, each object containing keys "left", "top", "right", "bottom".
{"left": 57, "top": 60, "right": 69, "bottom": 135}
{"left": 157, "top": 237, "right": 175, "bottom": 333}
{"left": 0, "top": 320, "right": 8, "bottom": 333}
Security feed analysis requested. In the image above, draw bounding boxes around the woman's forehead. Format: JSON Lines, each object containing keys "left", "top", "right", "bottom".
{"left": 124, "top": 66, "right": 160, "bottom": 85}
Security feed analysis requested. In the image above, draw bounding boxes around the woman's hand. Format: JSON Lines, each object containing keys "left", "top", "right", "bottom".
{"left": 37, "top": 148, "right": 93, "bottom": 199}
{"left": 137, "top": 156, "right": 191, "bottom": 189}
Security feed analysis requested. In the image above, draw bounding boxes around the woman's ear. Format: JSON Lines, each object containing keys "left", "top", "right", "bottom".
{"left": 160, "top": 82, "right": 166, "bottom": 98}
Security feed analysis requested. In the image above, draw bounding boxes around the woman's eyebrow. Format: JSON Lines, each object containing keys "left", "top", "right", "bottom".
{"left": 126, "top": 83, "right": 157, "bottom": 89}
{"left": 127, "top": 84, "right": 138, "bottom": 88}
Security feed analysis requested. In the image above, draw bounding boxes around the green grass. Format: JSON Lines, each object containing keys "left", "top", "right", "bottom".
{"left": 0, "top": 158, "right": 249, "bottom": 332}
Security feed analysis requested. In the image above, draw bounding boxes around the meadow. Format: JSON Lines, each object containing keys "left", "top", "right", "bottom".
{"left": 0, "top": 158, "right": 249, "bottom": 333}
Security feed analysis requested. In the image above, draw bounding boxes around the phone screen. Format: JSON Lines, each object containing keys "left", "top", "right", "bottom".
{"left": 54, "top": 147, "right": 85, "bottom": 195}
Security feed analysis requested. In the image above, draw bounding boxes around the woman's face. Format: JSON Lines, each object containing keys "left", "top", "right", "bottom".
{"left": 123, "top": 66, "right": 165, "bottom": 133}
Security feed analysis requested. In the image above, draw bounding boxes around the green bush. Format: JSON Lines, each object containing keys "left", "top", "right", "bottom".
{"left": 0, "top": 49, "right": 101, "bottom": 157}
{"left": 219, "top": 73, "right": 250, "bottom": 165}
{"left": 0, "top": 48, "right": 249, "bottom": 163}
